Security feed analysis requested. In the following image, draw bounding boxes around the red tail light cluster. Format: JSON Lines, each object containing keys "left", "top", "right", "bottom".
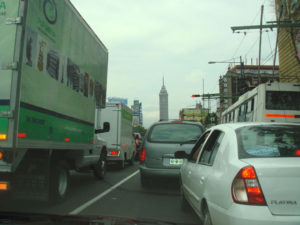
{"left": 140, "top": 148, "right": 146, "bottom": 161}
{"left": 232, "top": 166, "right": 266, "bottom": 205}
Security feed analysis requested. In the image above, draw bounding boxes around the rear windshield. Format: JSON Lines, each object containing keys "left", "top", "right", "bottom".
{"left": 149, "top": 123, "right": 203, "bottom": 143}
{"left": 236, "top": 125, "right": 300, "bottom": 158}
{"left": 266, "top": 91, "right": 300, "bottom": 110}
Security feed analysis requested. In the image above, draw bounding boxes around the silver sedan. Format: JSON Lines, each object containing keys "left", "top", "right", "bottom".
{"left": 176, "top": 122, "right": 300, "bottom": 225}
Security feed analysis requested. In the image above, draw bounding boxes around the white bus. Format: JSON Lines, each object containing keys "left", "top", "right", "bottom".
{"left": 221, "top": 82, "right": 300, "bottom": 123}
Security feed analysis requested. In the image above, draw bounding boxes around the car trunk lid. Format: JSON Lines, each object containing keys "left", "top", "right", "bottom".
{"left": 241, "top": 158, "right": 300, "bottom": 216}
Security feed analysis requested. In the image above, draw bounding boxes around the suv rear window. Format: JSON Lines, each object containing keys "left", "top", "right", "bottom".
{"left": 236, "top": 125, "right": 300, "bottom": 158}
{"left": 149, "top": 123, "right": 203, "bottom": 143}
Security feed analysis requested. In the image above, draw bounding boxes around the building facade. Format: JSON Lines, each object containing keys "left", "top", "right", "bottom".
{"left": 131, "top": 100, "right": 143, "bottom": 127}
{"left": 179, "top": 103, "right": 208, "bottom": 124}
{"left": 218, "top": 65, "right": 279, "bottom": 112}
{"left": 275, "top": 0, "right": 300, "bottom": 82}
{"left": 159, "top": 79, "right": 169, "bottom": 121}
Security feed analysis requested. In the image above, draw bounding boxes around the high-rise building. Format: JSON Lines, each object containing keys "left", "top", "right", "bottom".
{"left": 274, "top": 0, "right": 300, "bottom": 82}
{"left": 131, "top": 100, "right": 143, "bottom": 127}
{"left": 159, "top": 78, "right": 168, "bottom": 121}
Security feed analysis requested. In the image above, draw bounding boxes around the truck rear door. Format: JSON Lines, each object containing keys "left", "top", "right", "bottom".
{"left": 0, "top": 0, "right": 23, "bottom": 148}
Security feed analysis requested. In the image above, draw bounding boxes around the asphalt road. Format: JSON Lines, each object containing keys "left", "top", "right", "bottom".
{"left": 0, "top": 162, "right": 202, "bottom": 225}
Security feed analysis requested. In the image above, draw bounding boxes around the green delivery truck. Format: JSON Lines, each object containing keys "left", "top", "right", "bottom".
{"left": 0, "top": 0, "right": 109, "bottom": 201}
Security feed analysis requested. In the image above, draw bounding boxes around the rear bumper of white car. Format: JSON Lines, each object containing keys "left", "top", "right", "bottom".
{"left": 209, "top": 201, "right": 300, "bottom": 225}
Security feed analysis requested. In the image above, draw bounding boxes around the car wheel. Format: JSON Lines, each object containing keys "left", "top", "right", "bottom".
{"left": 50, "top": 161, "right": 70, "bottom": 202}
{"left": 93, "top": 152, "right": 106, "bottom": 179}
{"left": 203, "top": 207, "right": 213, "bottom": 225}
{"left": 180, "top": 185, "right": 190, "bottom": 211}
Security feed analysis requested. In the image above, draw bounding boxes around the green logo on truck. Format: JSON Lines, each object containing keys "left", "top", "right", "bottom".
{"left": 0, "top": 1, "right": 6, "bottom": 16}
{"left": 43, "top": 0, "right": 57, "bottom": 24}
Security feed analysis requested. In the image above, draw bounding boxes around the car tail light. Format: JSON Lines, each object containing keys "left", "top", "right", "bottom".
{"left": 232, "top": 166, "right": 266, "bottom": 205}
{"left": 295, "top": 150, "right": 300, "bottom": 156}
{"left": 140, "top": 148, "right": 145, "bottom": 161}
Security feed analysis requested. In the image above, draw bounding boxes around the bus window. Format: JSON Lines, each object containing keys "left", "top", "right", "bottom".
{"left": 266, "top": 91, "right": 300, "bottom": 110}
{"left": 251, "top": 98, "right": 255, "bottom": 111}
{"left": 247, "top": 100, "right": 252, "bottom": 112}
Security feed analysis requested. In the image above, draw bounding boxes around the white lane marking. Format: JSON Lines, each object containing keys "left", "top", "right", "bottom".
{"left": 69, "top": 170, "right": 140, "bottom": 215}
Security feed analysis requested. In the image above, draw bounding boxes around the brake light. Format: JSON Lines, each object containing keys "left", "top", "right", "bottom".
{"left": 111, "top": 151, "right": 118, "bottom": 155}
{"left": 64, "top": 138, "right": 70, "bottom": 142}
{"left": 140, "top": 148, "right": 145, "bottom": 161}
{"left": 295, "top": 150, "right": 300, "bottom": 156}
{"left": 109, "top": 150, "right": 120, "bottom": 156}
{"left": 171, "top": 120, "right": 182, "bottom": 123}
{"left": 232, "top": 166, "right": 266, "bottom": 205}
{"left": 0, "top": 152, "right": 2, "bottom": 160}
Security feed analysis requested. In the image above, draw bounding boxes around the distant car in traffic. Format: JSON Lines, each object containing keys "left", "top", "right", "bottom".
{"left": 133, "top": 132, "right": 143, "bottom": 160}
{"left": 175, "top": 122, "right": 300, "bottom": 225}
{"left": 139, "top": 120, "right": 204, "bottom": 187}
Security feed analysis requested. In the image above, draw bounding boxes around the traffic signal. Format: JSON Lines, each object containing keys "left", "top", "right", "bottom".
{"left": 192, "top": 94, "right": 200, "bottom": 97}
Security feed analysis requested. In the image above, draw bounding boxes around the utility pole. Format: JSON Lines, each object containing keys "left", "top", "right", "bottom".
{"left": 258, "top": 5, "right": 264, "bottom": 84}
{"left": 231, "top": 8, "right": 300, "bottom": 80}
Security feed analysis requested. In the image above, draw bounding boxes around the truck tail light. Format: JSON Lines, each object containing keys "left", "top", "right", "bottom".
{"left": 108, "top": 150, "right": 120, "bottom": 156}
{"left": 232, "top": 166, "right": 266, "bottom": 205}
{"left": 0, "top": 134, "right": 7, "bottom": 140}
{"left": 0, "top": 182, "right": 8, "bottom": 191}
{"left": 18, "top": 133, "right": 27, "bottom": 138}
{"left": 140, "top": 148, "right": 145, "bottom": 161}
{"left": 0, "top": 152, "right": 3, "bottom": 160}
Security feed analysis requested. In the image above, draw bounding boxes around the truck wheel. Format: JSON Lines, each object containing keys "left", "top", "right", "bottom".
{"left": 50, "top": 161, "right": 70, "bottom": 202}
{"left": 93, "top": 153, "right": 106, "bottom": 179}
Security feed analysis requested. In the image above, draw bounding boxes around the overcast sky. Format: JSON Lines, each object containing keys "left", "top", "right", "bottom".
{"left": 70, "top": 0, "right": 277, "bottom": 128}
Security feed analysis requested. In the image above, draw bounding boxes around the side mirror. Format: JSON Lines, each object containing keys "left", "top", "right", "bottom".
{"left": 174, "top": 151, "right": 189, "bottom": 159}
{"left": 102, "top": 122, "right": 110, "bottom": 132}
{"left": 95, "top": 122, "right": 110, "bottom": 134}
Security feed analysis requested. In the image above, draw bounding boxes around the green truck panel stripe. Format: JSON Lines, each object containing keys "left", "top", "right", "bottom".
{"left": 0, "top": 105, "right": 9, "bottom": 135}
{"left": 18, "top": 105, "right": 94, "bottom": 144}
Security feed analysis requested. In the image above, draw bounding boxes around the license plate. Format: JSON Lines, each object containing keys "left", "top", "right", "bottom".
{"left": 169, "top": 158, "right": 183, "bottom": 165}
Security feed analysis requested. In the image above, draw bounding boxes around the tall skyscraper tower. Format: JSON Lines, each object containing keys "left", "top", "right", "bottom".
{"left": 159, "top": 78, "right": 169, "bottom": 121}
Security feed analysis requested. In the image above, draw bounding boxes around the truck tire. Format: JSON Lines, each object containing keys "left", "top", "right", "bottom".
{"left": 50, "top": 161, "right": 70, "bottom": 202}
{"left": 93, "top": 152, "right": 106, "bottom": 179}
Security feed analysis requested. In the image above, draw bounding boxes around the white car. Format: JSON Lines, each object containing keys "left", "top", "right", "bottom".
{"left": 175, "top": 122, "right": 300, "bottom": 225}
